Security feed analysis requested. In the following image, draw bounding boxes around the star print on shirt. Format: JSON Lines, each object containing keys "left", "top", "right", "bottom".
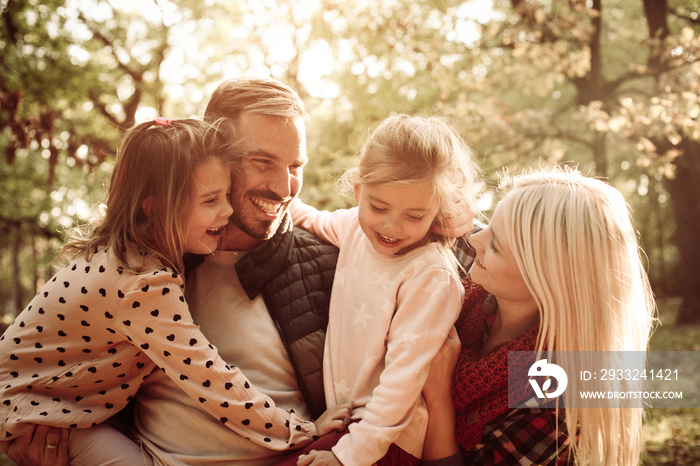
{"left": 353, "top": 303, "right": 372, "bottom": 329}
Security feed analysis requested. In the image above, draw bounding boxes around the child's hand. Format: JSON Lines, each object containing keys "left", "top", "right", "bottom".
{"left": 423, "top": 326, "right": 461, "bottom": 405}
{"left": 313, "top": 402, "right": 352, "bottom": 437}
{"left": 297, "top": 450, "right": 343, "bottom": 466}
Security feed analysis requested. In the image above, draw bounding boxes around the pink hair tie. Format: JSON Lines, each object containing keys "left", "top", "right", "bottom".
{"left": 153, "top": 117, "right": 173, "bottom": 127}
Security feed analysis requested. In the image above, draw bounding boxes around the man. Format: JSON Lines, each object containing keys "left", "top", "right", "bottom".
{"left": 2, "top": 77, "right": 340, "bottom": 465}
{"left": 131, "top": 77, "right": 341, "bottom": 465}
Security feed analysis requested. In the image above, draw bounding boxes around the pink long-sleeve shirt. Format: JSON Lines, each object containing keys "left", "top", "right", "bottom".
{"left": 293, "top": 204, "right": 464, "bottom": 465}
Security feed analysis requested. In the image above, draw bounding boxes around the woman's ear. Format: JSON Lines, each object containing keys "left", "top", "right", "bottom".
{"left": 141, "top": 197, "right": 156, "bottom": 218}
{"left": 353, "top": 183, "right": 361, "bottom": 204}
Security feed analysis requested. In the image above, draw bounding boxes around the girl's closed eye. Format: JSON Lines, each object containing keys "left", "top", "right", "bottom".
{"left": 370, "top": 203, "right": 387, "bottom": 213}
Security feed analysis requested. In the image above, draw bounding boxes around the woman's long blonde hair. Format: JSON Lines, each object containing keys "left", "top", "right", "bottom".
{"left": 59, "top": 118, "right": 238, "bottom": 274}
{"left": 499, "top": 167, "right": 655, "bottom": 466}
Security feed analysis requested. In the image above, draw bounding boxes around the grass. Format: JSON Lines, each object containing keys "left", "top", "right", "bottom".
{"left": 1, "top": 298, "right": 698, "bottom": 465}
{"left": 641, "top": 296, "right": 700, "bottom": 465}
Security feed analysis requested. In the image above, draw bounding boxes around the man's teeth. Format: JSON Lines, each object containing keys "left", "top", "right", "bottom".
{"left": 379, "top": 233, "right": 398, "bottom": 243}
{"left": 252, "top": 198, "right": 281, "bottom": 214}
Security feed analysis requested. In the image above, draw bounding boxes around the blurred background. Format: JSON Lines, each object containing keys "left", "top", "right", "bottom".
{"left": 1, "top": 0, "right": 699, "bottom": 463}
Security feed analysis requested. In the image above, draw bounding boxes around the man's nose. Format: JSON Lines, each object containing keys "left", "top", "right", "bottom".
{"left": 268, "top": 168, "right": 293, "bottom": 199}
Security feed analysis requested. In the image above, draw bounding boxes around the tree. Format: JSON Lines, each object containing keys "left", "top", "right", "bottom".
{"left": 0, "top": 0, "right": 173, "bottom": 318}
{"left": 435, "top": 0, "right": 700, "bottom": 323}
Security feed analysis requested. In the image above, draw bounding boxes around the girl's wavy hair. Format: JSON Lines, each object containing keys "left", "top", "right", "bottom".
{"left": 341, "top": 114, "right": 481, "bottom": 252}
{"left": 498, "top": 166, "right": 656, "bottom": 466}
{"left": 59, "top": 118, "right": 239, "bottom": 275}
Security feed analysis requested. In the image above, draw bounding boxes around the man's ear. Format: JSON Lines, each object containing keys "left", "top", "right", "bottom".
{"left": 141, "top": 197, "right": 156, "bottom": 218}
{"left": 353, "top": 183, "right": 361, "bottom": 204}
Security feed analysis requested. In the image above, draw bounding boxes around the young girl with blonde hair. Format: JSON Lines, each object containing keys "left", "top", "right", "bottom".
{"left": 277, "top": 114, "right": 481, "bottom": 466}
{"left": 422, "top": 167, "right": 655, "bottom": 466}
{"left": 0, "top": 118, "right": 348, "bottom": 465}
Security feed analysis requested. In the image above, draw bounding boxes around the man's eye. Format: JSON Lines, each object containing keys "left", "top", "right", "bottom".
{"left": 247, "top": 158, "right": 271, "bottom": 170}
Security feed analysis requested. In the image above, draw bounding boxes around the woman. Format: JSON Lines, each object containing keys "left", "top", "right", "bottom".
{"left": 422, "top": 167, "right": 656, "bottom": 466}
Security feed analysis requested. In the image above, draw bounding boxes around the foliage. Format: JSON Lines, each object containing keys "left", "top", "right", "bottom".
{"left": 1, "top": 0, "right": 699, "bottom": 319}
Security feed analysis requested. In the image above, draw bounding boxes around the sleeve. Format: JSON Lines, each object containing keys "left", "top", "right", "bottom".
{"left": 289, "top": 199, "right": 355, "bottom": 247}
{"left": 465, "top": 408, "right": 569, "bottom": 465}
{"left": 113, "top": 269, "right": 318, "bottom": 451}
{"left": 332, "top": 264, "right": 465, "bottom": 465}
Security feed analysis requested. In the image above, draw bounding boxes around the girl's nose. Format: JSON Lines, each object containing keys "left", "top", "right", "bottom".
{"left": 222, "top": 198, "right": 234, "bottom": 218}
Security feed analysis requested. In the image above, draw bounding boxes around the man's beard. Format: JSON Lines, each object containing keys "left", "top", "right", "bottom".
{"left": 229, "top": 189, "right": 289, "bottom": 240}
{"left": 229, "top": 210, "right": 281, "bottom": 241}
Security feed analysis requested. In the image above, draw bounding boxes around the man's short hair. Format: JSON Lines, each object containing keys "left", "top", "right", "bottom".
{"left": 204, "top": 77, "right": 305, "bottom": 123}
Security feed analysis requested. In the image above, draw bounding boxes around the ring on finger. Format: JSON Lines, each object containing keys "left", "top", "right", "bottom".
{"left": 46, "top": 443, "right": 58, "bottom": 449}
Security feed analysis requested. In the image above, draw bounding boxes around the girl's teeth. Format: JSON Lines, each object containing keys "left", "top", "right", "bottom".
{"left": 379, "top": 233, "right": 398, "bottom": 243}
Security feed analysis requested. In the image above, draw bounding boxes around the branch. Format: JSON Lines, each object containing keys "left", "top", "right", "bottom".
{"left": 668, "top": 7, "right": 700, "bottom": 25}
{"left": 76, "top": 11, "right": 143, "bottom": 81}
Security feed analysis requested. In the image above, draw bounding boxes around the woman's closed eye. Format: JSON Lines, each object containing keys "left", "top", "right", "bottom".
{"left": 489, "top": 236, "right": 499, "bottom": 253}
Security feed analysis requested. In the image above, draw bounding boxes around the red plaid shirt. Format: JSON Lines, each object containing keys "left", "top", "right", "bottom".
{"left": 422, "top": 407, "right": 569, "bottom": 465}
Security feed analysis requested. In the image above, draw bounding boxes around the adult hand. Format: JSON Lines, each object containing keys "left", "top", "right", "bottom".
{"left": 0, "top": 424, "right": 69, "bottom": 466}
{"left": 422, "top": 327, "right": 461, "bottom": 461}
{"left": 296, "top": 450, "right": 342, "bottom": 466}
{"left": 423, "top": 326, "right": 461, "bottom": 405}
{"left": 432, "top": 201, "right": 475, "bottom": 240}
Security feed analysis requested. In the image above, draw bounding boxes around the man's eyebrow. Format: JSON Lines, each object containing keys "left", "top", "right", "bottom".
{"left": 243, "top": 151, "right": 307, "bottom": 165}
{"left": 244, "top": 150, "right": 276, "bottom": 159}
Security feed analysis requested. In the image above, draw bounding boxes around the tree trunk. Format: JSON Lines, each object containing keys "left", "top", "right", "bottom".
{"left": 664, "top": 141, "right": 700, "bottom": 324}
{"left": 593, "top": 131, "right": 608, "bottom": 177}
{"left": 9, "top": 222, "right": 23, "bottom": 319}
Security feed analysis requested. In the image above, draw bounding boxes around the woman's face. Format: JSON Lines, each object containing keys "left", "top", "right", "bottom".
{"left": 468, "top": 203, "right": 533, "bottom": 304}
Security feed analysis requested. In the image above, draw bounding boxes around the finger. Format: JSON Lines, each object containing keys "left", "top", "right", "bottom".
{"left": 297, "top": 451, "right": 315, "bottom": 466}
{"left": 32, "top": 424, "right": 51, "bottom": 447}
{"left": 56, "top": 428, "right": 70, "bottom": 463}
{"left": 447, "top": 325, "right": 458, "bottom": 340}
{"left": 45, "top": 426, "right": 61, "bottom": 449}
{"left": 325, "top": 419, "right": 346, "bottom": 432}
